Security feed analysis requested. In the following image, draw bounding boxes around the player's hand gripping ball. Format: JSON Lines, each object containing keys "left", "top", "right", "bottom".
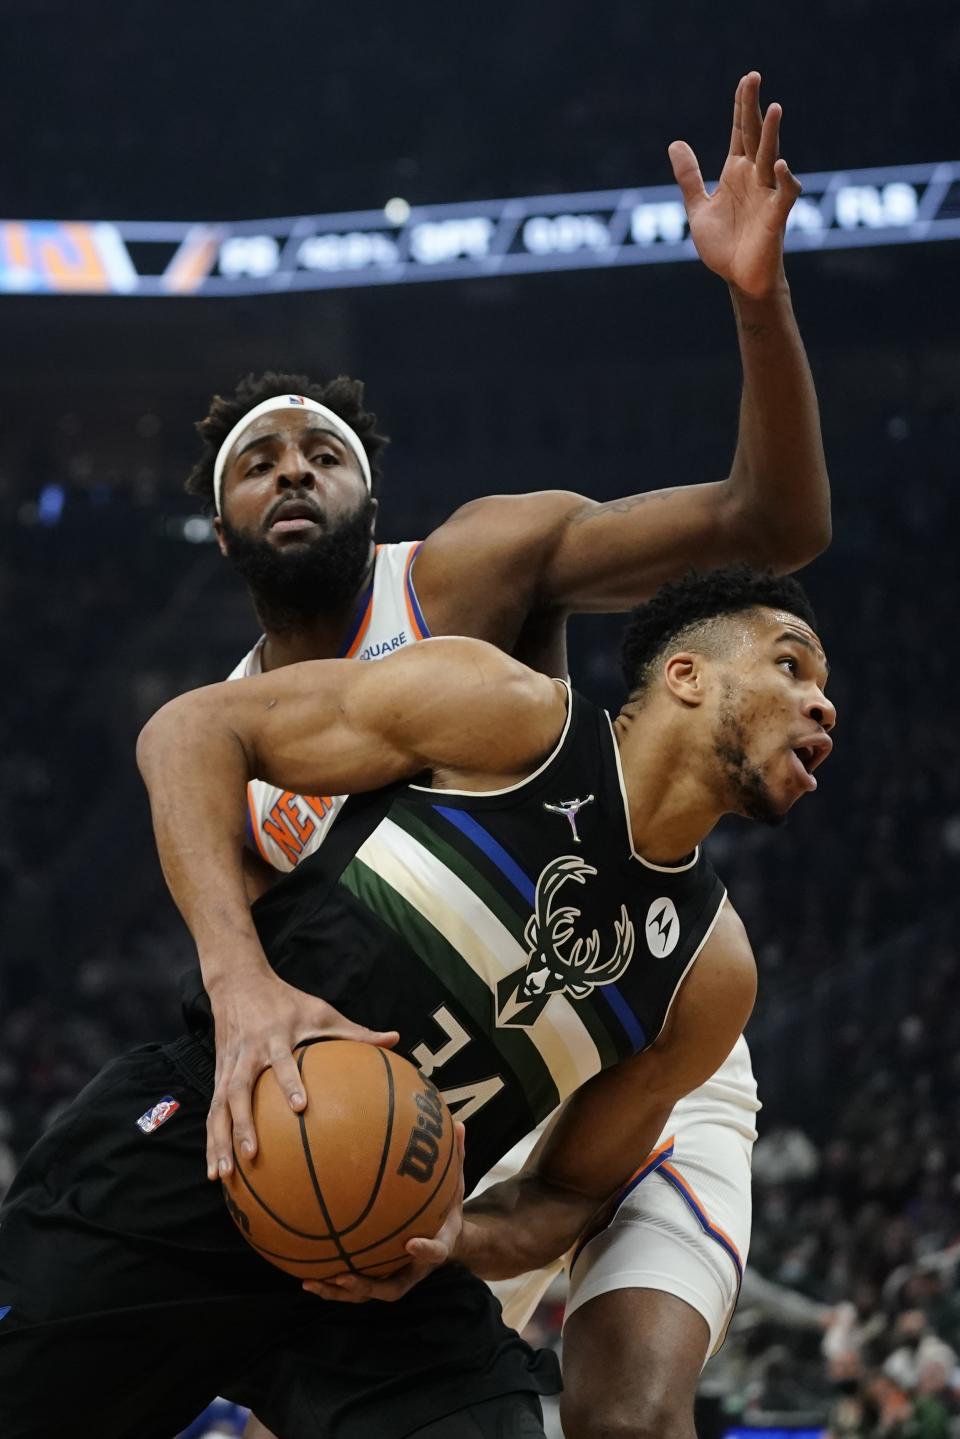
{"left": 222, "top": 1039, "right": 460, "bottom": 1279}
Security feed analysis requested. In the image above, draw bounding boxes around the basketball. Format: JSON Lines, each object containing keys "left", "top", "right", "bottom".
{"left": 222, "top": 1039, "right": 460, "bottom": 1280}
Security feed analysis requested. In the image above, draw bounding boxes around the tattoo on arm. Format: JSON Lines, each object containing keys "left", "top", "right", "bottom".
{"left": 566, "top": 492, "right": 668, "bottom": 527}
{"left": 738, "top": 320, "right": 768, "bottom": 340}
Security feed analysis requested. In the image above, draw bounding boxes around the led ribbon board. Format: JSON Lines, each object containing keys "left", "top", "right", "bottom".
{"left": 2, "top": 161, "right": 958, "bottom": 297}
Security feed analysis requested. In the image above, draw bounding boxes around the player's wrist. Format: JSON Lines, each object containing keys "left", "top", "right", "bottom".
{"left": 450, "top": 1215, "right": 510, "bottom": 1278}
{"left": 201, "top": 945, "right": 274, "bottom": 996}
{"left": 729, "top": 273, "right": 792, "bottom": 309}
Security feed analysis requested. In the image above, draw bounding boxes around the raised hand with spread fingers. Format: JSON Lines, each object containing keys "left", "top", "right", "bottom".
{"left": 669, "top": 71, "right": 802, "bottom": 299}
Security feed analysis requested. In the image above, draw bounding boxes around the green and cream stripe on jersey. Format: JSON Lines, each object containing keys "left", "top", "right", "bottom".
{"left": 339, "top": 811, "right": 608, "bottom": 1119}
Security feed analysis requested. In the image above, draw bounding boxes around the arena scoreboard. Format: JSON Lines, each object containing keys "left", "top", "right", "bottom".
{"left": 1, "top": 161, "right": 957, "bottom": 297}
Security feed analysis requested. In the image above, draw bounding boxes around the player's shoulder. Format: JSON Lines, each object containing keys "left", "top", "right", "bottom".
{"left": 694, "top": 900, "right": 757, "bottom": 1002}
{"left": 381, "top": 633, "right": 559, "bottom": 701}
{"left": 421, "top": 490, "right": 588, "bottom": 571}
{"left": 644, "top": 899, "right": 756, "bottom": 1073}
{"left": 414, "top": 491, "right": 591, "bottom": 618}
{"left": 367, "top": 636, "right": 567, "bottom": 750}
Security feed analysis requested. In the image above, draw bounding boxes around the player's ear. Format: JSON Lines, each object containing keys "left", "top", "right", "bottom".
{"left": 368, "top": 496, "right": 379, "bottom": 536}
{"left": 212, "top": 515, "right": 229, "bottom": 557}
{"left": 662, "top": 651, "right": 707, "bottom": 708}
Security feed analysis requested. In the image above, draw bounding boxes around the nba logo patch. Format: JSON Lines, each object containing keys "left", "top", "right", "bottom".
{"left": 136, "top": 1096, "right": 180, "bottom": 1134}
{"left": 288, "top": 395, "right": 305, "bottom": 405}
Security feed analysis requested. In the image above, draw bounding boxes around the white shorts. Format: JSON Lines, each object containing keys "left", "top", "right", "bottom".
{"left": 489, "top": 1036, "right": 759, "bottom": 1361}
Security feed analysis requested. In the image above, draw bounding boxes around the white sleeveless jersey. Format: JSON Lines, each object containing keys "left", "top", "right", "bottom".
{"left": 226, "top": 540, "right": 428, "bottom": 872}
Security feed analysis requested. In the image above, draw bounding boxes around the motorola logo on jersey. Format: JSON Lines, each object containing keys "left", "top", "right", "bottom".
{"left": 645, "top": 897, "right": 680, "bottom": 958}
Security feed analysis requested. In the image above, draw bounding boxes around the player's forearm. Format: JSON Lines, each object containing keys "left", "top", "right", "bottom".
{"left": 454, "top": 1173, "right": 601, "bottom": 1281}
{"left": 726, "top": 280, "right": 831, "bottom": 570}
{"left": 136, "top": 694, "right": 268, "bottom": 987}
{"left": 455, "top": 1068, "right": 679, "bottom": 1280}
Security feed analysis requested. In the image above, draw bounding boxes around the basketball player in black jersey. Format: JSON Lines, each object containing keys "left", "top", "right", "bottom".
{"left": 193, "top": 67, "right": 825, "bottom": 1187}
{"left": 0, "top": 567, "right": 834, "bottom": 1439}
{"left": 187, "top": 73, "right": 830, "bottom": 1439}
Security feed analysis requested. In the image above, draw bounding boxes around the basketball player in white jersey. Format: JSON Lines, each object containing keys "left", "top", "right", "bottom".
{"left": 189, "top": 75, "right": 829, "bottom": 1439}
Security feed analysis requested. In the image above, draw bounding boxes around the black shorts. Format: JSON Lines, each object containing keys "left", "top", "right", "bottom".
{"left": 0, "top": 1037, "right": 559, "bottom": 1439}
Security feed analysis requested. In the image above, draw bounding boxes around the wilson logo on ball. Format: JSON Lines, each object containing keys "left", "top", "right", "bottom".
{"left": 397, "top": 1087, "right": 445, "bottom": 1183}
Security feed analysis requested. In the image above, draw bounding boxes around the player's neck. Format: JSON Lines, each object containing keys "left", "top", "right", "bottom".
{"left": 241, "top": 539, "right": 378, "bottom": 671}
{"left": 613, "top": 706, "right": 722, "bottom": 864}
{"left": 255, "top": 591, "right": 367, "bottom": 671}
{"left": 258, "top": 613, "right": 353, "bottom": 671}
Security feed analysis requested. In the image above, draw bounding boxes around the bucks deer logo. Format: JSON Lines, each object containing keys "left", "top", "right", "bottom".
{"left": 496, "top": 856, "right": 635, "bottom": 1028}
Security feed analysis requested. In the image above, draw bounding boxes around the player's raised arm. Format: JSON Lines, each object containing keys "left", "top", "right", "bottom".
{"left": 416, "top": 74, "right": 829, "bottom": 620}
{"left": 453, "top": 903, "right": 757, "bottom": 1280}
{"left": 136, "top": 638, "right": 565, "bottom": 1182}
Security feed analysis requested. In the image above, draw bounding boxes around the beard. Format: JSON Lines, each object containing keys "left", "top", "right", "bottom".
{"left": 220, "top": 495, "right": 376, "bottom": 635}
{"left": 713, "top": 702, "right": 786, "bottom": 828}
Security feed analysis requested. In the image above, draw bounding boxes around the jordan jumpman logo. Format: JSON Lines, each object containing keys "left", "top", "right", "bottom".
{"left": 542, "top": 794, "right": 595, "bottom": 844}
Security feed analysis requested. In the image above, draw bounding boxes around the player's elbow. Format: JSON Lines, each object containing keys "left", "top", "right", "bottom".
{"left": 729, "top": 495, "right": 832, "bottom": 575}
{"left": 775, "top": 508, "right": 832, "bottom": 571}
{"left": 136, "top": 697, "right": 184, "bottom": 783}
{"left": 136, "top": 692, "right": 213, "bottom": 785}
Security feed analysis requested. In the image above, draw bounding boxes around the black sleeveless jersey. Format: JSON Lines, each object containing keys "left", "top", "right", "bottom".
{"left": 183, "top": 686, "right": 726, "bottom": 1189}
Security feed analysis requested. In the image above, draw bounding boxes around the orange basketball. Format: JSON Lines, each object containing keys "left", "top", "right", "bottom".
{"left": 222, "top": 1039, "right": 460, "bottom": 1280}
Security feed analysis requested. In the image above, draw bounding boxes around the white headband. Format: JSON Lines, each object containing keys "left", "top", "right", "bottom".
{"left": 212, "top": 394, "right": 372, "bottom": 515}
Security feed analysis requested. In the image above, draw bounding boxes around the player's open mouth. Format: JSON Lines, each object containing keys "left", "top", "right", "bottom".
{"left": 789, "top": 735, "right": 832, "bottom": 791}
{"left": 272, "top": 516, "right": 319, "bottom": 532}
{"left": 788, "top": 749, "right": 818, "bottom": 792}
{"left": 268, "top": 500, "right": 323, "bottom": 533}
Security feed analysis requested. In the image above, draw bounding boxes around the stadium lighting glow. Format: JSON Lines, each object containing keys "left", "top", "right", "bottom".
{"left": 383, "top": 196, "right": 411, "bottom": 226}
{"left": 1, "top": 161, "right": 957, "bottom": 298}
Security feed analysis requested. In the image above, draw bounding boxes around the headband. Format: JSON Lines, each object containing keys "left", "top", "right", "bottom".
{"left": 212, "top": 394, "right": 372, "bottom": 515}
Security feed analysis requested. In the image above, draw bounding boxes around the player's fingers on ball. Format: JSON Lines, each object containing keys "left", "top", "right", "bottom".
{"left": 208, "top": 1094, "right": 233, "bottom": 1178}
{"left": 405, "top": 1237, "right": 448, "bottom": 1265}
{"left": 269, "top": 1047, "right": 306, "bottom": 1111}
{"left": 438, "top": 1182, "right": 463, "bottom": 1228}
{"left": 226, "top": 1075, "right": 258, "bottom": 1158}
{"left": 333, "top": 1275, "right": 370, "bottom": 1297}
{"left": 302, "top": 1279, "right": 335, "bottom": 1298}
{"left": 205, "top": 1101, "right": 220, "bottom": 1178}
{"left": 361, "top": 1273, "right": 416, "bottom": 1303}
{"left": 303, "top": 1279, "right": 361, "bottom": 1302}
{"left": 327, "top": 1013, "right": 400, "bottom": 1049}
{"left": 436, "top": 1211, "right": 462, "bottom": 1251}
{"left": 305, "top": 1276, "right": 373, "bottom": 1304}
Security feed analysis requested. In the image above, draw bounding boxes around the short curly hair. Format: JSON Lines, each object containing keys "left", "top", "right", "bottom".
{"left": 185, "top": 370, "right": 390, "bottom": 512}
{"left": 621, "top": 565, "right": 818, "bottom": 696}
